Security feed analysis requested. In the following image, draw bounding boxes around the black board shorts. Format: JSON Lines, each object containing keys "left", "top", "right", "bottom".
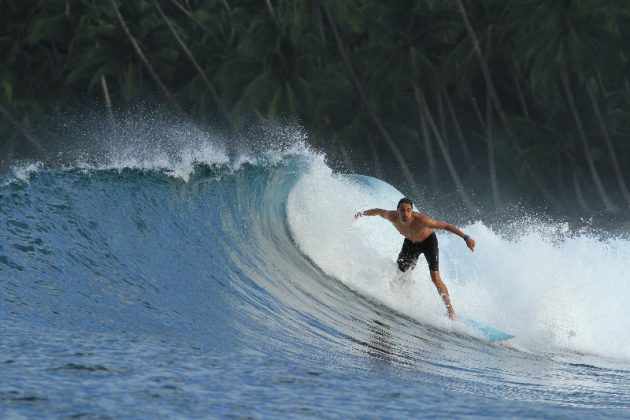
{"left": 397, "top": 232, "right": 439, "bottom": 272}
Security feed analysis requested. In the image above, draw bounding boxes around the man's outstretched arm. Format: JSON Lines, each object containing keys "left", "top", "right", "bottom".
{"left": 355, "top": 208, "right": 391, "bottom": 219}
{"left": 420, "top": 215, "right": 476, "bottom": 252}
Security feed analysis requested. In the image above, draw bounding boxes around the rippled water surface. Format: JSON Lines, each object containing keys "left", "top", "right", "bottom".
{"left": 2, "top": 142, "right": 629, "bottom": 418}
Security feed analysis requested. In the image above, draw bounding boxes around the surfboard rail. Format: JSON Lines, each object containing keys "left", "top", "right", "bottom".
{"left": 460, "top": 317, "right": 514, "bottom": 341}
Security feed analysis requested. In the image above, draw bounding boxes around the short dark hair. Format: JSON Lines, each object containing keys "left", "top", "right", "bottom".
{"left": 397, "top": 197, "right": 413, "bottom": 209}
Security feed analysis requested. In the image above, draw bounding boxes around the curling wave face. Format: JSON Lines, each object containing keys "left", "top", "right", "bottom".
{"left": 2, "top": 133, "right": 630, "bottom": 415}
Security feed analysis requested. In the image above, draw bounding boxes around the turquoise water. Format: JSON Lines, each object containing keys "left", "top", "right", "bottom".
{"left": 2, "top": 137, "right": 629, "bottom": 418}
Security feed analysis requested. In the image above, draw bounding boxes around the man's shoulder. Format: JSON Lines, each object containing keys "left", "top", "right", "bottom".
{"left": 412, "top": 211, "right": 429, "bottom": 219}
{"left": 412, "top": 212, "right": 432, "bottom": 224}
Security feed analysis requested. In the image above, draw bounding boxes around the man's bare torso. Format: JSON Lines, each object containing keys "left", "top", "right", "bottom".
{"left": 387, "top": 211, "right": 434, "bottom": 243}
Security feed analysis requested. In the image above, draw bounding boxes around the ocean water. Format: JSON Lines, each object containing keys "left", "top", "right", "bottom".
{"left": 2, "top": 128, "right": 629, "bottom": 418}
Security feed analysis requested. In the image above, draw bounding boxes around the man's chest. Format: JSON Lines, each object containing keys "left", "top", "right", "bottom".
{"left": 393, "top": 221, "right": 429, "bottom": 238}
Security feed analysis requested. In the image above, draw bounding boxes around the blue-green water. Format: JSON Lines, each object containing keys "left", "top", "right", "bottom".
{"left": 2, "top": 141, "right": 629, "bottom": 418}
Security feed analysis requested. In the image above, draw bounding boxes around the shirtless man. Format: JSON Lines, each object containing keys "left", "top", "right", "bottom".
{"left": 355, "top": 198, "right": 476, "bottom": 320}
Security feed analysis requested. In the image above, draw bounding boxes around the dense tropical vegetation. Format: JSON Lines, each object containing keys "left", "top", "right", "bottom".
{"left": 2, "top": 0, "right": 630, "bottom": 214}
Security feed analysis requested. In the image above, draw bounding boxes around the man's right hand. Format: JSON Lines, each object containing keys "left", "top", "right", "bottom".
{"left": 465, "top": 237, "right": 476, "bottom": 252}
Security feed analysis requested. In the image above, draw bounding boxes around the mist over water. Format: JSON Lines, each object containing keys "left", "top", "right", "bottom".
{"left": 2, "top": 121, "right": 629, "bottom": 417}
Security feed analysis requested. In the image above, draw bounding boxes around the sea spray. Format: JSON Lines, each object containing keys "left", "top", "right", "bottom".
{"left": 287, "top": 157, "right": 630, "bottom": 360}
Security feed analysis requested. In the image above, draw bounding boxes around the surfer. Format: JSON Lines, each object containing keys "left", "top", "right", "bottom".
{"left": 355, "top": 198, "right": 475, "bottom": 320}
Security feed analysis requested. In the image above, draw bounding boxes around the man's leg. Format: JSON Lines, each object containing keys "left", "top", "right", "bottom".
{"left": 430, "top": 270, "right": 455, "bottom": 320}
{"left": 422, "top": 234, "right": 454, "bottom": 320}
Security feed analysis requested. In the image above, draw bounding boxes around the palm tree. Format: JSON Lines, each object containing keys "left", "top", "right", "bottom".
{"left": 221, "top": 1, "right": 319, "bottom": 130}
{"left": 453, "top": 0, "right": 563, "bottom": 211}
{"left": 415, "top": 85, "right": 478, "bottom": 212}
{"left": 356, "top": 0, "right": 480, "bottom": 207}
{"left": 65, "top": 1, "right": 134, "bottom": 104}
{"left": 108, "top": 0, "right": 183, "bottom": 113}
{"left": 315, "top": 0, "right": 418, "bottom": 189}
{"left": 0, "top": 101, "right": 44, "bottom": 152}
{"left": 585, "top": 78, "right": 630, "bottom": 208}
{"left": 0, "top": 0, "right": 60, "bottom": 153}
{"left": 513, "top": 0, "right": 619, "bottom": 212}
{"left": 152, "top": 0, "right": 231, "bottom": 125}
{"left": 357, "top": 1, "right": 443, "bottom": 188}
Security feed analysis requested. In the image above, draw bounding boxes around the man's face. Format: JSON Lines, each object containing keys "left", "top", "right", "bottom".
{"left": 397, "top": 203, "right": 413, "bottom": 223}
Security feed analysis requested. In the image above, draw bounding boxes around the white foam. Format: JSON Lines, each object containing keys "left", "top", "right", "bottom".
{"left": 74, "top": 125, "right": 232, "bottom": 181}
{"left": 287, "top": 158, "right": 630, "bottom": 360}
{"left": 7, "top": 122, "right": 314, "bottom": 182}
{"left": 2, "top": 161, "right": 44, "bottom": 185}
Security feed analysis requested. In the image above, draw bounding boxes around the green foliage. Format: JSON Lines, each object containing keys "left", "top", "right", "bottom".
{"left": 3, "top": 0, "right": 630, "bottom": 212}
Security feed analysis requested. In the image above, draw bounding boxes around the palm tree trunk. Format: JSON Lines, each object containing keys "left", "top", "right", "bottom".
{"left": 416, "top": 86, "right": 478, "bottom": 213}
{"left": 556, "top": 153, "right": 567, "bottom": 206}
{"left": 486, "top": 86, "right": 501, "bottom": 209}
{"left": 100, "top": 75, "right": 115, "bottom": 126}
{"left": 571, "top": 159, "right": 593, "bottom": 214}
{"left": 264, "top": 0, "right": 276, "bottom": 23}
{"left": 311, "top": 0, "right": 326, "bottom": 41}
{"left": 471, "top": 96, "right": 486, "bottom": 131}
{"left": 254, "top": 109, "right": 269, "bottom": 127}
{"left": 455, "top": 0, "right": 562, "bottom": 212}
{"left": 319, "top": 0, "right": 416, "bottom": 188}
{"left": 444, "top": 91, "right": 475, "bottom": 174}
{"left": 414, "top": 85, "right": 438, "bottom": 191}
{"left": 109, "top": 0, "right": 183, "bottom": 113}
{"left": 560, "top": 71, "right": 617, "bottom": 212}
{"left": 585, "top": 79, "right": 630, "bottom": 208}
{"left": 368, "top": 134, "right": 384, "bottom": 180}
{"left": 596, "top": 73, "right": 606, "bottom": 100}
{"left": 167, "top": 0, "right": 225, "bottom": 37}
{"left": 437, "top": 93, "right": 447, "bottom": 147}
{"left": 153, "top": 0, "right": 231, "bottom": 125}
{"left": 0, "top": 102, "right": 44, "bottom": 152}
{"left": 512, "top": 70, "right": 530, "bottom": 119}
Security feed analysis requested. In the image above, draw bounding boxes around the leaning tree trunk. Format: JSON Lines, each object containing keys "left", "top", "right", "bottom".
{"left": 444, "top": 92, "right": 475, "bottom": 175}
{"left": 100, "top": 75, "right": 115, "bottom": 126}
{"left": 109, "top": 0, "right": 183, "bottom": 114}
{"left": 512, "top": 69, "right": 530, "bottom": 120}
{"left": 414, "top": 84, "right": 438, "bottom": 192}
{"left": 560, "top": 71, "right": 618, "bottom": 212}
{"left": 455, "top": 0, "right": 562, "bottom": 212}
{"left": 153, "top": 0, "right": 232, "bottom": 125}
{"left": 471, "top": 96, "right": 486, "bottom": 130}
{"left": 436, "top": 93, "right": 448, "bottom": 148}
{"left": 555, "top": 153, "right": 568, "bottom": 206}
{"left": 318, "top": 0, "right": 417, "bottom": 189}
{"left": 570, "top": 156, "right": 593, "bottom": 214}
{"left": 264, "top": 0, "right": 276, "bottom": 22}
{"left": 585, "top": 78, "right": 630, "bottom": 208}
{"left": 368, "top": 134, "right": 384, "bottom": 180}
{"left": 416, "top": 86, "right": 478, "bottom": 213}
{"left": 486, "top": 85, "right": 501, "bottom": 209}
{"left": 0, "top": 102, "right": 44, "bottom": 152}
{"left": 167, "top": 0, "right": 225, "bottom": 43}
